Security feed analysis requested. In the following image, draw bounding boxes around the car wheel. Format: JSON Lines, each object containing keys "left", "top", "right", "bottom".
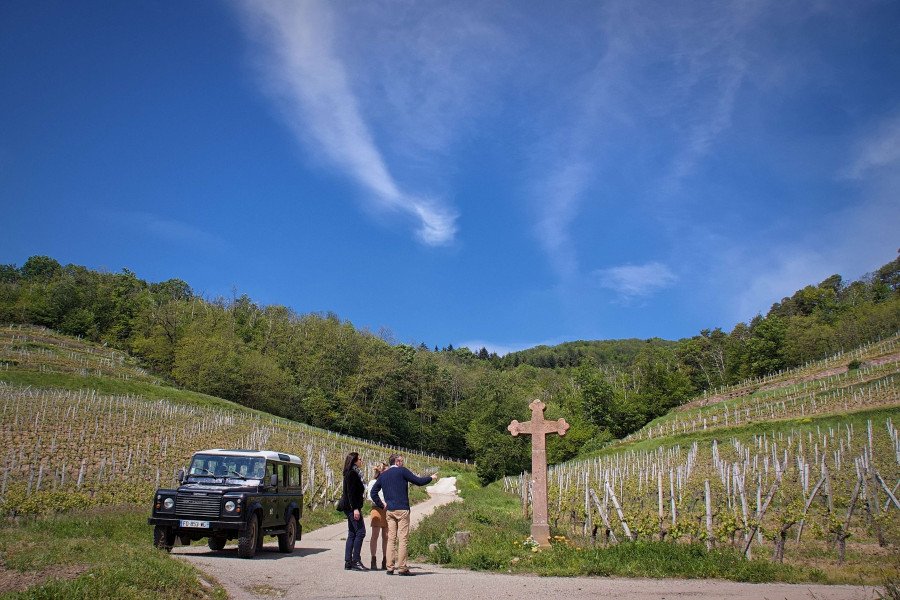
{"left": 208, "top": 536, "right": 227, "bottom": 551}
{"left": 238, "top": 515, "right": 259, "bottom": 558}
{"left": 278, "top": 515, "right": 297, "bottom": 553}
{"left": 153, "top": 525, "right": 175, "bottom": 552}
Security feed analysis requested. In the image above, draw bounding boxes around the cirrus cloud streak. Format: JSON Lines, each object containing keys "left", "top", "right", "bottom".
{"left": 234, "top": 0, "right": 457, "bottom": 246}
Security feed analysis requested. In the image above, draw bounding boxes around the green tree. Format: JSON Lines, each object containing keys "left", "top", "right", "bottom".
{"left": 631, "top": 345, "right": 694, "bottom": 417}
{"left": 572, "top": 362, "right": 615, "bottom": 428}
{"left": 0, "top": 264, "right": 18, "bottom": 283}
{"left": 746, "top": 316, "right": 787, "bottom": 376}
{"left": 172, "top": 320, "right": 241, "bottom": 399}
{"left": 20, "top": 256, "right": 61, "bottom": 282}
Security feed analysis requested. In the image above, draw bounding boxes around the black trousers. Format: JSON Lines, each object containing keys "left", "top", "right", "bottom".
{"left": 344, "top": 511, "right": 366, "bottom": 563}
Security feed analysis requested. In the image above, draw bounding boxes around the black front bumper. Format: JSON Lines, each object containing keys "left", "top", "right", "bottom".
{"left": 148, "top": 516, "right": 247, "bottom": 532}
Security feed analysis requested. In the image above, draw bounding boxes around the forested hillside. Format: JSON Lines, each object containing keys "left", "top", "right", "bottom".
{"left": 1, "top": 254, "right": 897, "bottom": 484}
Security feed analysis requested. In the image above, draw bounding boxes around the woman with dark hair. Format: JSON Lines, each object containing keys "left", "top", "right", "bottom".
{"left": 342, "top": 452, "right": 368, "bottom": 571}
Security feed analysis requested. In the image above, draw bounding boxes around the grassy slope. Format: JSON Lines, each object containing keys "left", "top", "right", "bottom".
{"left": 583, "top": 333, "right": 899, "bottom": 461}
{"left": 0, "top": 326, "right": 465, "bottom": 597}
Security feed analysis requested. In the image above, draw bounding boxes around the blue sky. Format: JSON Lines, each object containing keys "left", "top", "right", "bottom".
{"left": 2, "top": 1, "right": 898, "bottom": 354}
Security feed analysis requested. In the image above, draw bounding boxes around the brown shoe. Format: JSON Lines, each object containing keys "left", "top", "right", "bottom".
{"left": 397, "top": 570, "right": 412, "bottom": 576}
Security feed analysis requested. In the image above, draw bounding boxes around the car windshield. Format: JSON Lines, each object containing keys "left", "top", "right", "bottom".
{"left": 188, "top": 454, "right": 265, "bottom": 480}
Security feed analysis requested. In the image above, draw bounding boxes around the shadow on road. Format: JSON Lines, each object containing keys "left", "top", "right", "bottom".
{"left": 175, "top": 545, "right": 330, "bottom": 560}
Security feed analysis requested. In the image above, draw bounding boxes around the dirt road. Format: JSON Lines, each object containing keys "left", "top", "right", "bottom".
{"left": 176, "top": 480, "right": 877, "bottom": 600}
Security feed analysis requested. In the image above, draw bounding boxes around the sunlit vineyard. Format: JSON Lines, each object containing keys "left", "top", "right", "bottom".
{"left": 625, "top": 334, "right": 899, "bottom": 442}
{"left": 0, "top": 324, "right": 161, "bottom": 384}
{"left": 507, "top": 335, "right": 900, "bottom": 568}
{"left": 0, "top": 326, "right": 466, "bottom": 516}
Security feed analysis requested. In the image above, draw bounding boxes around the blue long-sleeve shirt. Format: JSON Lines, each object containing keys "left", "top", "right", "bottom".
{"left": 370, "top": 466, "right": 432, "bottom": 511}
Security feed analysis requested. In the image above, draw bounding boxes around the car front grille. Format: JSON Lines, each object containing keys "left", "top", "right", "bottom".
{"left": 175, "top": 494, "right": 221, "bottom": 519}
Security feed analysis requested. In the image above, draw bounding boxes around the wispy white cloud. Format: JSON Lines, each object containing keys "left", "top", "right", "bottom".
{"left": 660, "top": 4, "right": 759, "bottom": 189}
{"left": 721, "top": 109, "right": 900, "bottom": 323}
{"left": 145, "top": 217, "right": 225, "bottom": 250}
{"left": 593, "top": 262, "right": 678, "bottom": 300}
{"left": 721, "top": 192, "right": 899, "bottom": 325}
{"left": 533, "top": 161, "right": 592, "bottom": 280}
{"left": 234, "top": 0, "right": 457, "bottom": 246}
{"left": 528, "top": 2, "right": 762, "bottom": 278}
{"left": 841, "top": 113, "right": 900, "bottom": 179}
{"left": 730, "top": 250, "right": 829, "bottom": 319}
{"left": 106, "top": 211, "right": 226, "bottom": 251}
{"left": 344, "top": 3, "right": 512, "bottom": 166}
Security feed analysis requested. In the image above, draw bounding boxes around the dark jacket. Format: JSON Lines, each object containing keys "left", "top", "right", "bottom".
{"left": 370, "top": 466, "right": 432, "bottom": 511}
{"left": 343, "top": 468, "right": 365, "bottom": 511}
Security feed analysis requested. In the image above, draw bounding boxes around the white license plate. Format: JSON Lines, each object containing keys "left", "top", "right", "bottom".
{"left": 180, "top": 520, "right": 210, "bottom": 529}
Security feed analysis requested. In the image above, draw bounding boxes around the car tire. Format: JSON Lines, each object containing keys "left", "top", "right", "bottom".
{"left": 278, "top": 515, "right": 297, "bottom": 553}
{"left": 208, "top": 536, "right": 227, "bottom": 551}
{"left": 153, "top": 525, "right": 175, "bottom": 552}
{"left": 238, "top": 515, "right": 259, "bottom": 558}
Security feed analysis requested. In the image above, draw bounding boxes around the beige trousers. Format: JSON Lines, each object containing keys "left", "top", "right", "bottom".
{"left": 385, "top": 509, "right": 411, "bottom": 571}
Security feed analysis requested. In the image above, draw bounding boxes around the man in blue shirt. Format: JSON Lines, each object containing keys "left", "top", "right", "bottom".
{"left": 370, "top": 454, "right": 437, "bottom": 575}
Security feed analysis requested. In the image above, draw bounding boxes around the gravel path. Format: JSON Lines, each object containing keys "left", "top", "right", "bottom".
{"left": 175, "top": 480, "right": 876, "bottom": 600}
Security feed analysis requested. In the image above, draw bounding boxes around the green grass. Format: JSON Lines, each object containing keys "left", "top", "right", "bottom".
{"left": 301, "top": 504, "right": 347, "bottom": 532}
{"left": 0, "top": 507, "right": 226, "bottom": 599}
{"left": 521, "top": 541, "right": 821, "bottom": 582}
{"left": 411, "top": 471, "right": 855, "bottom": 583}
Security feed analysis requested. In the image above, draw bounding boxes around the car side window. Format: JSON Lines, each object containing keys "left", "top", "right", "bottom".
{"left": 251, "top": 459, "right": 265, "bottom": 479}
{"left": 265, "top": 462, "right": 275, "bottom": 483}
{"left": 289, "top": 465, "right": 300, "bottom": 488}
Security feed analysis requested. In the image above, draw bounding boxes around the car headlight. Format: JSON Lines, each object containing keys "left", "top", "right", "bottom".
{"left": 224, "top": 501, "right": 236, "bottom": 513}
{"left": 163, "top": 497, "right": 175, "bottom": 510}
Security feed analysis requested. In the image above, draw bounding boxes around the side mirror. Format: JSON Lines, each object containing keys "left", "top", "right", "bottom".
{"left": 177, "top": 469, "right": 185, "bottom": 484}
{"left": 269, "top": 474, "right": 278, "bottom": 487}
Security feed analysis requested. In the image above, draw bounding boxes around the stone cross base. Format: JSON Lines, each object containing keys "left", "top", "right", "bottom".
{"left": 531, "top": 523, "right": 551, "bottom": 548}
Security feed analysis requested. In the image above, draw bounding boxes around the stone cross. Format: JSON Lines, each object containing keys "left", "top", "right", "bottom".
{"left": 508, "top": 399, "right": 569, "bottom": 547}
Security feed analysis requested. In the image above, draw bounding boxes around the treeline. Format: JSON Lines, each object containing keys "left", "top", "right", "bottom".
{"left": 500, "top": 338, "right": 676, "bottom": 370}
{"left": 0, "top": 254, "right": 897, "bottom": 484}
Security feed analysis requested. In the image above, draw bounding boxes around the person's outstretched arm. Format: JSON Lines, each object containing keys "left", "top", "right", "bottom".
{"left": 403, "top": 467, "right": 437, "bottom": 487}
